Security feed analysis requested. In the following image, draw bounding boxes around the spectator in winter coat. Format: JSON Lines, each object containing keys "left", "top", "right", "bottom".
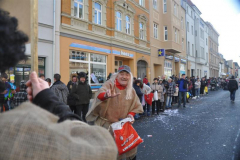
{"left": 162, "top": 75, "right": 169, "bottom": 110}
{"left": 13, "top": 80, "right": 28, "bottom": 108}
{"left": 51, "top": 74, "right": 69, "bottom": 104}
{"left": 173, "top": 84, "right": 179, "bottom": 104}
{"left": 177, "top": 74, "right": 188, "bottom": 108}
{"left": 158, "top": 79, "right": 166, "bottom": 112}
{"left": 194, "top": 79, "right": 201, "bottom": 99}
{"left": 166, "top": 78, "right": 174, "bottom": 109}
{"left": 67, "top": 74, "right": 78, "bottom": 112}
{"left": 200, "top": 77, "right": 207, "bottom": 95}
{"left": 133, "top": 80, "right": 143, "bottom": 103}
{"left": 140, "top": 82, "right": 151, "bottom": 116}
{"left": 45, "top": 78, "right": 52, "bottom": 87}
{"left": 228, "top": 75, "right": 239, "bottom": 102}
{"left": 71, "top": 72, "right": 92, "bottom": 122}
{"left": 67, "top": 74, "right": 77, "bottom": 93}
{"left": 0, "top": 73, "right": 11, "bottom": 112}
{"left": 191, "top": 76, "right": 196, "bottom": 97}
{"left": 151, "top": 78, "right": 163, "bottom": 114}
{"left": 143, "top": 75, "right": 149, "bottom": 86}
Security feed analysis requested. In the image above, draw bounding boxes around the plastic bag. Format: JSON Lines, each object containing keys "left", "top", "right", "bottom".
{"left": 204, "top": 86, "right": 208, "bottom": 93}
{"left": 154, "top": 91, "right": 158, "bottom": 101}
{"left": 111, "top": 118, "right": 143, "bottom": 155}
{"left": 144, "top": 93, "right": 154, "bottom": 105}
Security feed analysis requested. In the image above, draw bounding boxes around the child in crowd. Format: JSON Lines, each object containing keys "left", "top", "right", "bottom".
{"left": 173, "top": 84, "right": 179, "bottom": 104}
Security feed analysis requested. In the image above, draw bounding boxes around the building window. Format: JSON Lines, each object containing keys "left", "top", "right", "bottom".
{"left": 164, "top": 26, "right": 168, "bottom": 41}
{"left": 116, "top": 12, "right": 122, "bottom": 31}
{"left": 153, "top": 23, "right": 158, "bottom": 39}
{"left": 164, "top": 61, "right": 172, "bottom": 77}
{"left": 191, "top": 10, "right": 193, "bottom": 17}
{"left": 174, "top": 3, "right": 178, "bottom": 17}
{"left": 74, "top": 0, "right": 84, "bottom": 19}
{"left": 153, "top": 0, "right": 157, "bottom": 9}
{"left": 126, "top": 16, "right": 131, "bottom": 34}
{"left": 139, "top": 23, "right": 144, "bottom": 40}
{"left": 139, "top": 0, "right": 144, "bottom": 7}
{"left": 192, "top": 44, "right": 194, "bottom": 56}
{"left": 191, "top": 25, "right": 193, "bottom": 35}
{"left": 187, "top": 6, "right": 188, "bottom": 14}
{"left": 187, "top": 21, "right": 189, "bottom": 32}
{"left": 163, "top": 0, "right": 167, "bottom": 13}
{"left": 182, "top": 38, "right": 184, "bottom": 50}
{"left": 188, "top": 41, "right": 190, "bottom": 55}
{"left": 69, "top": 51, "right": 107, "bottom": 85}
{"left": 181, "top": 17, "right": 184, "bottom": 29}
{"left": 94, "top": 2, "right": 102, "bottom": 25}
{"left": 200, "top": 29, "right": 204, "bottom": 39}
{"left": 175, "top": 28, "right": 177, "bottom": 43}
{"left": 206, "top": 38, "right": 208, "bottom": 46}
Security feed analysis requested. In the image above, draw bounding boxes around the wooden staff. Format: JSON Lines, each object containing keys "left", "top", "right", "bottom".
{"left": 31, "top": 0, "right": 38, "bottom": 73}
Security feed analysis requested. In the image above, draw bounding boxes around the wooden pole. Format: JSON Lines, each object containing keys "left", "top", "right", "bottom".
{"left": 31, "top": 0, "right": 38, "bottom": 73}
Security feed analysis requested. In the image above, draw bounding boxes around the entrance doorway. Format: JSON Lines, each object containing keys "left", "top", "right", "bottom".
{"left": 137, "top": 60, "right": 147, "bottom": 80}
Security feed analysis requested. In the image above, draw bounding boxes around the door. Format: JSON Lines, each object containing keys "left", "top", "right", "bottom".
{"left": 137, "top": 60, "right": 147, "bottom": 80}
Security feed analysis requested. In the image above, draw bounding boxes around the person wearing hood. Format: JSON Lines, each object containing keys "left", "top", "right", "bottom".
{"left": 71, "top": 72, "right": 92, "bottom": 122}
{"left": 51, "top": 74, "right": 69, "bottom": 104}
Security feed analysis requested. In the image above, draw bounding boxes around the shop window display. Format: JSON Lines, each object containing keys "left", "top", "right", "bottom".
{"left": 69, "top": 51, "right": 106, "bottom": 85}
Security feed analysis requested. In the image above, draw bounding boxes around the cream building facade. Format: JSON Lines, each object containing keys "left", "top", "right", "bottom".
{"left": 149, "top": 0, "right": 187, "bottom": 81}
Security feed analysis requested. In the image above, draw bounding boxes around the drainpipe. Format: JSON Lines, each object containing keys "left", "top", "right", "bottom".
{"left": 52, "top": 0, "right": 56, "bottom": 79}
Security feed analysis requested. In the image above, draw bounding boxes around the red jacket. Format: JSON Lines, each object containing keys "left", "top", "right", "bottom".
{"left": 143, "top": 78, "right": 148, "bottom": 85}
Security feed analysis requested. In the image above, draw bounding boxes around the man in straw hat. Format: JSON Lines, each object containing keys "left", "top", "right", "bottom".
{"left": 86, "top": 65, "right": 143, "bottom": 160}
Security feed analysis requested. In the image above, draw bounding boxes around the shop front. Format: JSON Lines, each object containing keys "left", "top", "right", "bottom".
{"left": 60, "top": 37, "right": 150, "bottom": 92}
{"left": 4, "top": 57, "right": 45, "bottom": 89}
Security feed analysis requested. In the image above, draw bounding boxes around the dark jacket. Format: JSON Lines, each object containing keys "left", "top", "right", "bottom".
{"left": 33, "top": 89, "right": 81, "bottom": 122}
{"left": 51, "top": 81, "right": 69, "bottom": 104}
{"left": 133, "top": 83, "right": 143, "bottom": 103}
{"left": 71, "top": 81, "right": 92, "bottom": 105}
{"left": 228, "top": 79, "right": 238, "bottom": 91}
{"left": 162, "top": 80, "right": 169, "bottom": 89}
{"left": 67, "top": 81, "right": 77, "bottom": 93}
{"left": 177, "top": 78, "right": 188, "bottom": 92}
{"left": 191, "top": 79, "right": 196, "bottom": 88}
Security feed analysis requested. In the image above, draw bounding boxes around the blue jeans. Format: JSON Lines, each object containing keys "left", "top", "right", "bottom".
{"left": 166, "top": 96, "right": 172, "bottom": 108}
{"left": 195, "top": 88, "right": 200, "bottom": 97}
{"left": 230, "top": 90, "right": 236, "bottom": 101}
{"left": 178, "top": 92, "right": 186, "bottom": 107}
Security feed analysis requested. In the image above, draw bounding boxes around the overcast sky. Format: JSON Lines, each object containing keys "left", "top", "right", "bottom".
{"left": 191, "top": 0, "right": 240, "bottom": 64}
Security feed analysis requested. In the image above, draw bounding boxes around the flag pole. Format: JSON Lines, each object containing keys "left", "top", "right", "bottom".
{"left": 31, "top": 0, "right": 38, "bottom": 73}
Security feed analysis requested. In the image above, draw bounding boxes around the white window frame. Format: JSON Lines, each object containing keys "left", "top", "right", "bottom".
{"left": 94, "top": 2, "right": 102, "bottom": 25}
{"left": 174, "top": 3, "right": 177, "bottom": 16}
{"left": 126, "top": 15, "right": 131, "bottom": 34}
{"left": 69, "top": 51, "right": 107, "bottom": 85}
{"left": 116, "top": 11, "right": 122, "bottom": 31}
{"left": 164, "top": 26, "right": 168, "bottom": 41}
{"left": 139, "top": 0, "right": 144, "bottom": 7}
{"left": 163, "top": 0, "right": 167, "bottom": 13}
{"left": 153, "top": 0, "right": 157, "bottom": 9}
{"left": 139, "top": 23, "right": 144, "bottom": 40}
{"left": 187, "top": 22, "right": 189, "bottom": 32}
{"left": 74, "top": 0, "right": 84, "bottom": 19}
{"left": 153, "top": 23, "right": 158, "bottom": 39}
{"left": 175, "top": 28, "right": 177, "bottom": 43}
{"left": 188, "top": 41, "right": 190, "bottom": 55}
{"left": 181, "top": 17, "right": 183, "bottom": 29}
{"left": 192, "top": 44, "right": 194, "bottom": 56}
{"left": 191, "top": 25, "right": 193, "bottom": 35}
{"left": 164, "top": 61, "right": 172, "bottom": 77}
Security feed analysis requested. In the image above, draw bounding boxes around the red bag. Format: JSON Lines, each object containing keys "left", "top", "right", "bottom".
{"left": 144, "top": 93, "right": 154, "bottom": 105}
{"left": 111, "top": 118, "right": 143, "bottom": 155}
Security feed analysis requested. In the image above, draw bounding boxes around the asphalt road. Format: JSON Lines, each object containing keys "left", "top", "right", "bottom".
{"left": 133, "top": 89, "right": 240, "bottom": 160}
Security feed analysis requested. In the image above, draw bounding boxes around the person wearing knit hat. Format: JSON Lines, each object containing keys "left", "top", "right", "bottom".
{"left": 71, "top": 72, "right": 92, "bottom": 122}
